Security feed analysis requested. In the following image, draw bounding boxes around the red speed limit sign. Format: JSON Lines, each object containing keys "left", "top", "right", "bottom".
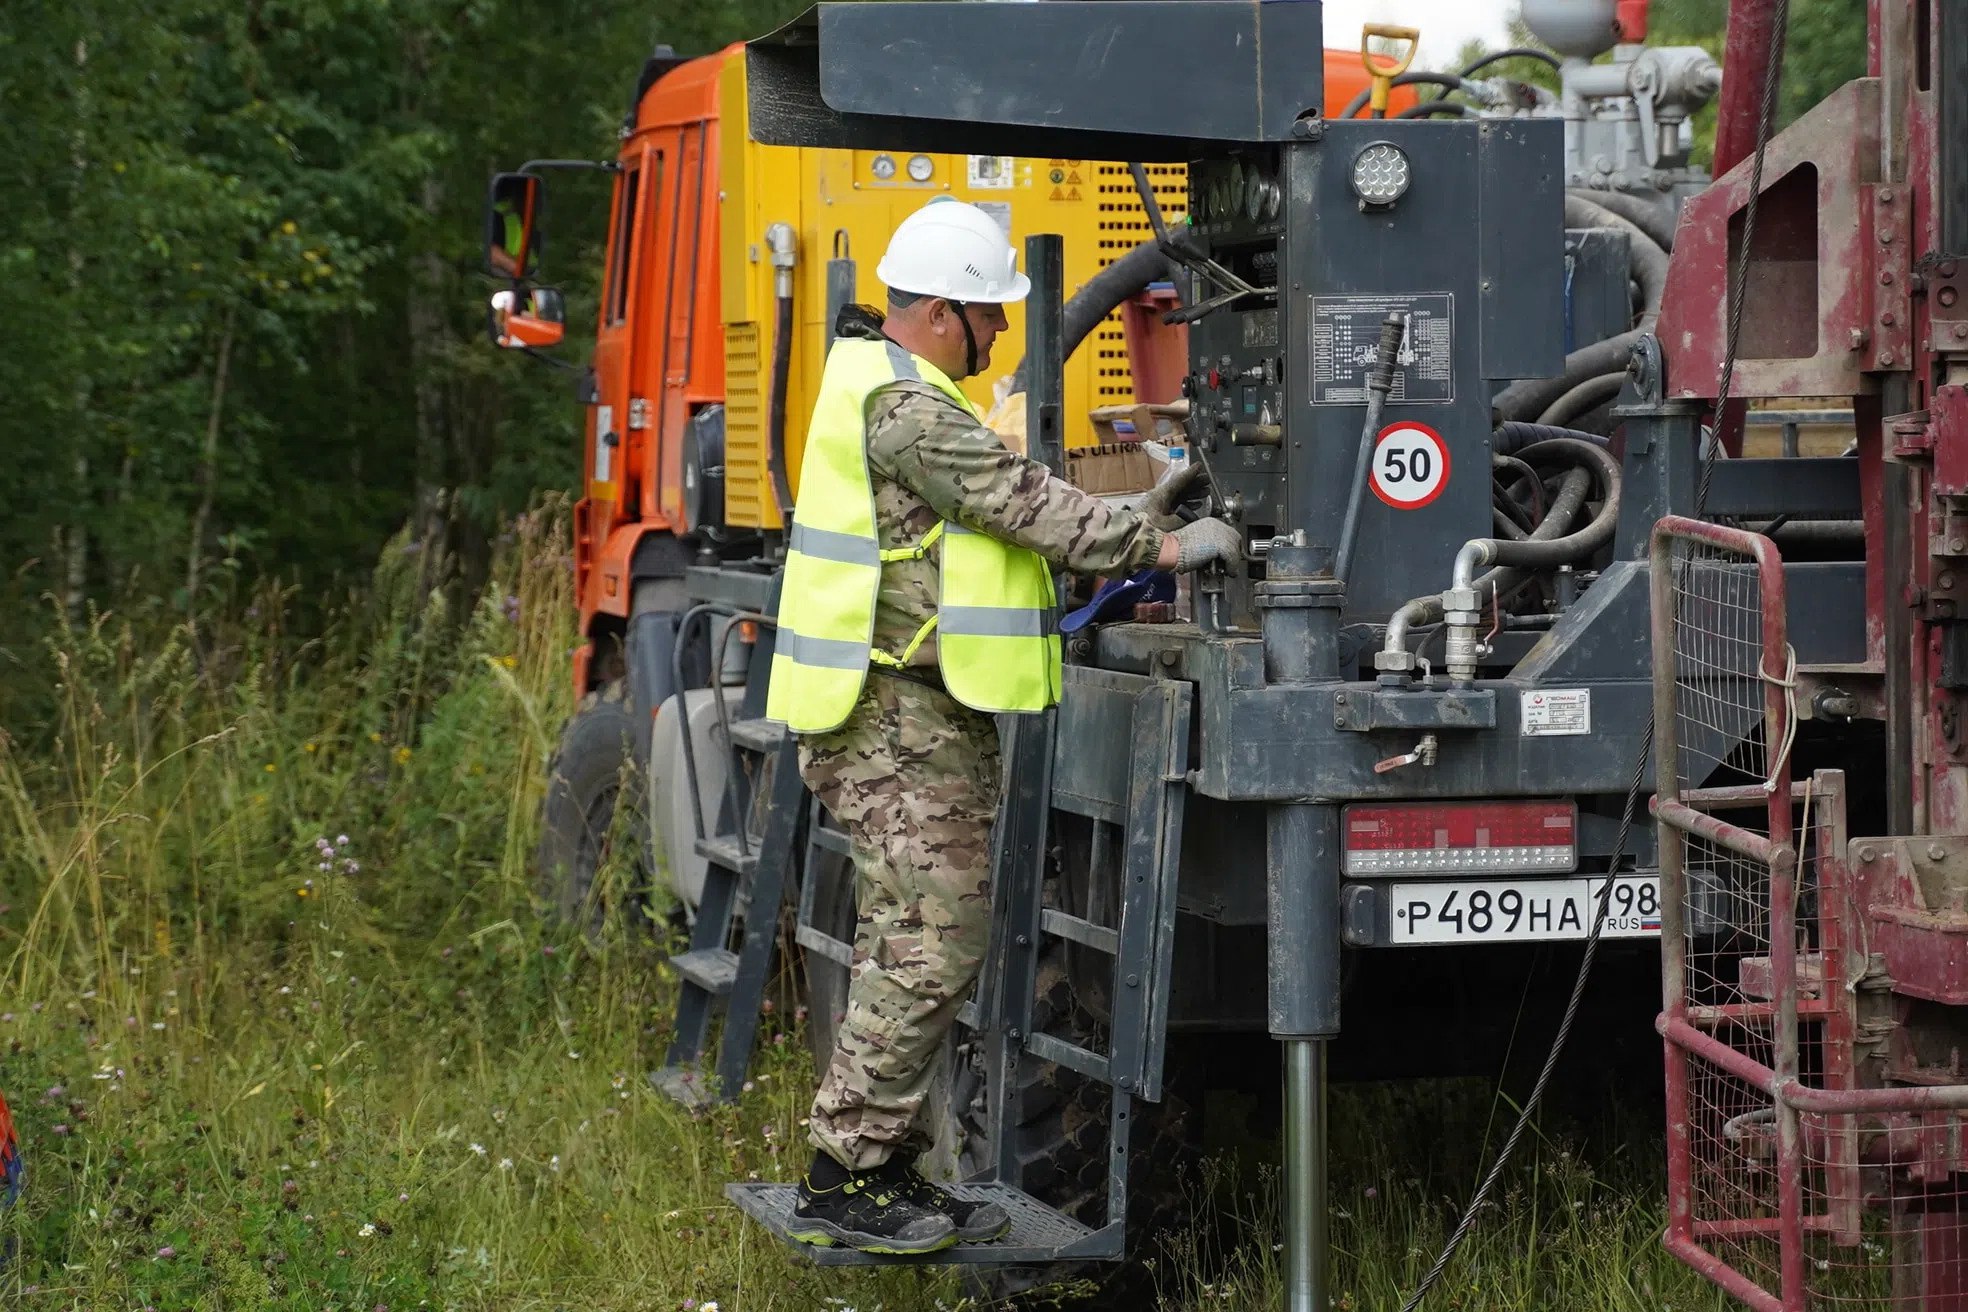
{"left": 1369, "top": 421, "right": 1451, "bottom": 509}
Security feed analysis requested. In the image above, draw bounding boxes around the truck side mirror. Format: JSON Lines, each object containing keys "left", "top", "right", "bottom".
{"left": 487, "top": 286, "right": 566, "bottom": 351}
{"left": 485, "top": 172, "right": 543, "bottom": 279}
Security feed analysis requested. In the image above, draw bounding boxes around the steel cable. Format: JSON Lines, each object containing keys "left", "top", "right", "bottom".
{"left": 1398, "top": 4, "right": 1790, "bottom": 1305}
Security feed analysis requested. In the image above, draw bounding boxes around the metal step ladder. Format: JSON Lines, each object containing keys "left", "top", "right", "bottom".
{"left": 649, "top": 603, "right": 813, "bottom": 1108}
{"left": 727, "top": 673, "right": 1193, "bottom": 1265}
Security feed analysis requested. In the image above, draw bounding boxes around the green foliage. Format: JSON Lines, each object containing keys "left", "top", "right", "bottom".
{"left": 0, "top": 0, "right": 803, "bottom": 683}
{"left": 0, "top": 517, "right": 1816, "bottom": 1307}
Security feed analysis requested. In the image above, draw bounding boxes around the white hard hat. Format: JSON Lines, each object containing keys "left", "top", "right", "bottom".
{"left": 875, "top": 199, "right": 1031, "bottom": 304}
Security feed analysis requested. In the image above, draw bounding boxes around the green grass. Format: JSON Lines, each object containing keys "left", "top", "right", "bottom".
{"left": 0, "top": 510, "right": 1738, "bottom": 1310}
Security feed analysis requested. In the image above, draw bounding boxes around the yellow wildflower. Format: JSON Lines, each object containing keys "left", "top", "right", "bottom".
{"left": 394, "top": 746, "right": 413, "bottom": 765}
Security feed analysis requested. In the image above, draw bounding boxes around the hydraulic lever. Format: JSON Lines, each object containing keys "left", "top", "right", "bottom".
{"left": 1126, "top": 161, "right": 1275, "bottom": 323}
{"left": 1182, "top": 424, "right": 1239, "bottom": 633}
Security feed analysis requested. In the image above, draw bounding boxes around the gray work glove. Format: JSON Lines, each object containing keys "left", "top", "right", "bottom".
{"left": 1139, "top": 462, "right": 1211, "bottom": 531}
{"left": 1169, "top": 516, "right": 1243, "bottom": 572}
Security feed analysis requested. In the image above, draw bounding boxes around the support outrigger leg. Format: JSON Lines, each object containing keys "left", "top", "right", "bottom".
{"left": 1270, "top": 804, "right": 1341, "bottom": 1312}
{"left": 1256, "top": 540, "right": 1346, "bottom": 1312}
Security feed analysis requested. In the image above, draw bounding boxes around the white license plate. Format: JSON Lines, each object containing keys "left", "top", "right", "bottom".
{"left": 1387, "top": 875, "right": 1662, "bottom": 945}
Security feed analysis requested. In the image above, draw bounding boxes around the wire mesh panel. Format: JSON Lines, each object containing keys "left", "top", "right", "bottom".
{"left": 1651, "top": 517, "right": 1968, "bottom": 1311}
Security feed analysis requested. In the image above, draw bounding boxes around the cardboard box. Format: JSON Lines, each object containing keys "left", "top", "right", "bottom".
{"left": 1067, "top": 443, "right": 1163, "bottom": 495}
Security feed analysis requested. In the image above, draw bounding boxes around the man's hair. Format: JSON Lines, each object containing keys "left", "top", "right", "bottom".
{"left": 887, "top": 288, "right": 925, "bottom": 310}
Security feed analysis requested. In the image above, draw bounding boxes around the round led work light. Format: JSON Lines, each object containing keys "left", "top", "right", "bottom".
{"left": 1350, "top": 143, "right": 1412, "bottom": 207}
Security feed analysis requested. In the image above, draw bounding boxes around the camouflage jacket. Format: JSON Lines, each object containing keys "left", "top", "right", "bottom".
{"left": 838, "top": 310, "right": 1165, "bottom": 666}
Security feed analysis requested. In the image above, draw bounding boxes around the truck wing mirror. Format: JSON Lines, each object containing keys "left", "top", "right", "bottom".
{"left": 487, "top": 285, "right": 566, "bottom": 352}
{"left": 485, "top": 171, "right": 543, "bottom": 279}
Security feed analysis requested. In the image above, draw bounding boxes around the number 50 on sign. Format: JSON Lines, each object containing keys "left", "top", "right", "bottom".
{"left": 1369, "top": 422, "right": 1451, "bottom": 509}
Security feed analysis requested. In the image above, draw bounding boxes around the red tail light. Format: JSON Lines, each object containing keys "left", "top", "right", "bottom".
{"left": 1343, "top": 800, "right": 1578, "bottom": 876}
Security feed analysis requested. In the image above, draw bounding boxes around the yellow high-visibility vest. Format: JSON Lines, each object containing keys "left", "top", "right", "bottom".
{"left": 766, "top": 336, "right": 1060, "bottom": 734}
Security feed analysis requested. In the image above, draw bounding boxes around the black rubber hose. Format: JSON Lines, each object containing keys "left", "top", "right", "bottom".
{"left": 1563, "top": 195, "right": 1667, "bottom": 329}
{"left": 1537, "top": 371, "right": 1627, "bottom": 427}
{"left": 1492, "top": 330, "right": 1646, "bottom": 426}
{"left": 1459, "top": 46, "right": 1562, "bottom": 76}
{"left": 1396, "top": 102, "right": 1468, "bottom": 119}
{"left": 1337, "top": 72, "right": 1468, "bottom": 120}
{"left": 1566, "top": 188, "right": 1678, "bottom": 252}
{"left": 1009, "top": 239, "right": 1174, "bottom": 397}
{"left": 767, "top": 289, "right": 796, "bottom": 522}
{"left": 1478, "top": 438, "right": 1623, "bottom": 570}
{"left": 1494, "top": 421, "right": 1613, "bottom": 455}
{"left": 1492, "top": 453, "right": 1545, "bottom": 520}
{"left": 1393, "top": 466, "right": 1593, "bottom": 638}
{"left": 1389, "top": 436, "right": 1622, "bottom": 643}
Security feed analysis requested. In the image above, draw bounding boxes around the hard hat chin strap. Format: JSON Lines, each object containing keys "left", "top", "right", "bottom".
{"left": 947, "top": 299, "right": 978, "bottom": 378}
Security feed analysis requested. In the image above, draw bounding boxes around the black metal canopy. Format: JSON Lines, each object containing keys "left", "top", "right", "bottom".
{"left": 745, "top": 1, "right": 1328, "bottom": 162}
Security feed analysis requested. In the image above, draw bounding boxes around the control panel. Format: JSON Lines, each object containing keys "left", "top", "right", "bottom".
{"left": 1177, "top": 122, "right": 1567, "bottom": 619}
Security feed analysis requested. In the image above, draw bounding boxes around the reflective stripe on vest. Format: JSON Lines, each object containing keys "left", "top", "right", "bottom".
{"left": 765, "top": 336, "right": 1061, "bottom": 733}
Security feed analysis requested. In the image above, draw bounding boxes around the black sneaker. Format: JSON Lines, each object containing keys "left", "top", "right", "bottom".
{"left": 788, "top": 1163, "right": 957, "bottom": 1255}
{"left": 885, "top": 1158, "right": 1013, "bottom": 1243}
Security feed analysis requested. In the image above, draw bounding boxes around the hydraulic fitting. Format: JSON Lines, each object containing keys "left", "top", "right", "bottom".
{"left": 765, "top": 222, "right": 798, "bottom": 298}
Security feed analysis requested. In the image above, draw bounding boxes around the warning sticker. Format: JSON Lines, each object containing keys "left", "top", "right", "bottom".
{"left": 967, "top": 155, "right": 1015, "bottom": 189}
{"left": 1311, "top": 293, "right": 1454, "bottom": 406}
{"left": 1369, "top": 422, "right": 1450, "bottom": 509}
{"left": 1521, "top": 690, "right": 1592, "bottom": 737}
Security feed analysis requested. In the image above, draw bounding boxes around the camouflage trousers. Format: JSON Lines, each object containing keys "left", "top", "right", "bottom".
{"left": 799, "top": 674, "right": 1001, "bottom": 1170}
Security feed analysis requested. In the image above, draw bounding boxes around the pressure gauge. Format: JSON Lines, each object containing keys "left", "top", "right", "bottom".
{"left": 1228, "top": 159, "right": 1247, "bottom": 217}
{"left": 870, "top": 153, "right": 897, "bottom": 181}
{"left": 1245, "top": 168, "right": 1277, "bottom": 222}
{"left": 906, "top": 154, "right": 934, "bottom": 183}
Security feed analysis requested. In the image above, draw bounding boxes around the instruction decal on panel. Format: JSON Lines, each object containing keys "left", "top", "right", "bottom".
{"left": 1311, "top": 292, "right": 1454, "bottom": 405}
{"left": 1369, "top": 422, "right": 1450, "bottom": 509}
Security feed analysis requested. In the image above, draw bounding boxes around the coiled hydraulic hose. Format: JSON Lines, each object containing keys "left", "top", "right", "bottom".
{"left": 1381, "top": 436, "right": 1621, "bottom": 660}
{"left": 1494, "top": 421, "right": 1612, "bottom": 454}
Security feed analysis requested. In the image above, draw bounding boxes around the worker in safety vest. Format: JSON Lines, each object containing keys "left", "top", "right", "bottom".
{"left": 768, "top": 198, "right": 1239, "bottom": 1254}
{"left": 490, "top": 198, "right": 524, "bottom": 277}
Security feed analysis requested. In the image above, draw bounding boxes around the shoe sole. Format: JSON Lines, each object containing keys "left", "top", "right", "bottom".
{"left": 956, "top": 1217, "right": 1013, "bottom": 1243}
{"left": 786, "top": 1220, "right": 958, "bottom": 1255}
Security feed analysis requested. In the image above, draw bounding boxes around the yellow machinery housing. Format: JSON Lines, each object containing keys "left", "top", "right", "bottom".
{"left": 714, "top": 52, "right": 1185, "bottom": 529}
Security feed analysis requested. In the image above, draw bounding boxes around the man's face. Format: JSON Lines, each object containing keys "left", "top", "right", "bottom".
{"left": 929, "top": 298, "right": 1009, "bottom": 379}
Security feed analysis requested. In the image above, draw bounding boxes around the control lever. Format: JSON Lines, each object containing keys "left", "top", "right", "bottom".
{"left": 1334, "top": 314, "right": 1408, "bottom": 585}
{"left": 1126, "top": 161, "right": 1275, "bottom": 324}
{"left": 1373, "top": 733, "right": 1439, "bottom": 775}
{"left": 1182, "top": 419, "right": 1238, "bottom": 634}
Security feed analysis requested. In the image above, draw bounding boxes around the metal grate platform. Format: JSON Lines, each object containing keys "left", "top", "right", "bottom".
{"left": 726, "top": 1181, "right": 1115, "bottom": 1266}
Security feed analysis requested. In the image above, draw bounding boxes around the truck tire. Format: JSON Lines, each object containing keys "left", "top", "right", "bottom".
{"left": 534, "top": 680, "right": 651, "bottom": 930}
{"left": 941, "top": 949, "right": 1201, "bottom": 1305}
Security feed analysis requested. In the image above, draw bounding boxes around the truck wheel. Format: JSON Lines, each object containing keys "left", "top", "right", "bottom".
{"left": 941, "top": 948, "right": 1200, "bottom": 1304}
{"left": 535, "top": 680, "right": 651, "bottom": 931}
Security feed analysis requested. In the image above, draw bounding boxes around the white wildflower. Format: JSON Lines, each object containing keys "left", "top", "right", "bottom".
{"left": 359, "top": 1222, "right": 377, "bottom": 1238}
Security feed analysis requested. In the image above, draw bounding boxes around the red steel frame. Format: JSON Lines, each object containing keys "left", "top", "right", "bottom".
{"left": 1652, "top": 516, "right": 1968, "bottom": 1310}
